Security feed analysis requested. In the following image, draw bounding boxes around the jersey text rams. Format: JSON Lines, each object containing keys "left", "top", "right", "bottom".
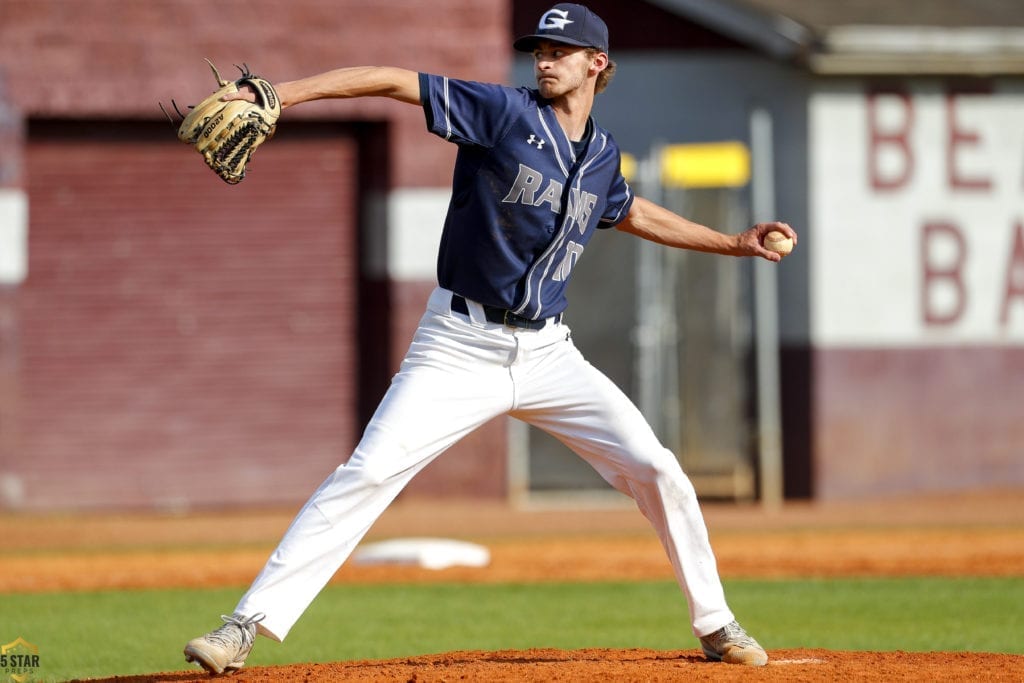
{"left": 420, "top": 73, "right": 633, "bottom": 319}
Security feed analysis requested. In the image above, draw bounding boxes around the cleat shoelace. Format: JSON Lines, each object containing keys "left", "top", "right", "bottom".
{"left": 702, "top": 621, "right": 760, "bottom": 651}
{"left": 204, "top": 613, "right": 265, "bottom": 652}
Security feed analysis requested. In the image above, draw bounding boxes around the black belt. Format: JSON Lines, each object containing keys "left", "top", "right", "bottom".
{"left": 451, "top": 294, "right": 561, "bottom": 330}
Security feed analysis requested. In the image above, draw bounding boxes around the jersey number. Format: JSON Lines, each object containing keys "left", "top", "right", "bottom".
{"left": 553, "top": 241, "right": 584, "bottom": 281}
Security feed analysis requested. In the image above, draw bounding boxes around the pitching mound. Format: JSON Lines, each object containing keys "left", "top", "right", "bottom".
{"left": 82, "top": 647, "right": 1023, "bottom": 682}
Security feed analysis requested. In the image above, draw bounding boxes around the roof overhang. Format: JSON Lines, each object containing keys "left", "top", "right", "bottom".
{"left": 647, "top": 0, "right": 1024, "bottom": 76}
{"left": 812, "top": 26, "right": 1024, "bottom": 75}
{"left": 645, "top": 0, "right": 811, "bottom": 60}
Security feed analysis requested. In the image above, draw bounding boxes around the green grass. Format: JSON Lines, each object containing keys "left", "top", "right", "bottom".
{"left": 1, "top": 578, "right": 1021, "bottom": 681}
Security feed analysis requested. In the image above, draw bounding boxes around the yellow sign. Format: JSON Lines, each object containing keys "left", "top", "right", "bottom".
{"left": 620, "top": 152, "right": 638, "bottom": 183}
{"left": 662, "top": 141, "right": 751, "bottom": 188}
{"left": 1, "top": 637, "right": 40, "bottom": 683}
{"left": 620, "top": 142, "right": 752, "bottom": 189}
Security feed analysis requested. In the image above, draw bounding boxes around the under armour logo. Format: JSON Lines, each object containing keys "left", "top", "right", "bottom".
{"left": 527, "top": 134, "right": 546, "bottom": 149}
{"left": 538, "top": 9, "right": 574, "bottom": 30}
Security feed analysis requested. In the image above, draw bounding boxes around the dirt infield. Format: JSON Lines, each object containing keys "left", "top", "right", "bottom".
{"left": 78, "top": 649, "right": 1024, "bottom": 682}
{"left": 4, "top": 489, "right": 1024, "bottom": 681}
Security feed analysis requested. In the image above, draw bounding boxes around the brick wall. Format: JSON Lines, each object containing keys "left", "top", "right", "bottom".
{"left": 0, "top": 0, "right": 514, "bottom": 510}
{"left": 0, "top": 0, "right": 509, "bottom": 187}
{"left": 16, "top": 121, "right": 362, "bottom": 509}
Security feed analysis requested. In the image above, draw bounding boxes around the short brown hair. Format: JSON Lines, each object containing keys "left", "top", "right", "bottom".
{"left": 586, "top": 48, "right": 616, "bottom": 94}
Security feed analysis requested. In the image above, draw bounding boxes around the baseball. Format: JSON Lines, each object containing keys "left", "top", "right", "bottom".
{"left": 764, "top": 230, "right": 793, "bottom": 257}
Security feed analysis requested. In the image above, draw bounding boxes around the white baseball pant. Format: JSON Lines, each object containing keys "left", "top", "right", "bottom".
{"left": 234, "top": 286, "right": 735, "bottom": 641}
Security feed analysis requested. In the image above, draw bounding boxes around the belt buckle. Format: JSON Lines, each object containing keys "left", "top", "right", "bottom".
{"left": 502, "top": 309, "right": 549, "bottom": 330}
{"left": 503, "top": 309, "right": 535, "bottom": 329}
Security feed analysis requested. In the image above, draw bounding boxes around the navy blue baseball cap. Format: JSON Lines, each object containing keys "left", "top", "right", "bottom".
{"left": 514, "top": 3, "right": 609, "bottom": 53}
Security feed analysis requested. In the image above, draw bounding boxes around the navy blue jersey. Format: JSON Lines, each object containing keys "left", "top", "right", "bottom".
{"left": 419, "top": 73, "right": 634, "bottom": 320}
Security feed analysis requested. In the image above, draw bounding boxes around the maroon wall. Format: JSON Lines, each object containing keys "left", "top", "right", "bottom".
{"left": 0, "top": 0, "right": 512, "bottom": 510}
{"left": 812, "top": 347, "right": 1024, "bottom": 499}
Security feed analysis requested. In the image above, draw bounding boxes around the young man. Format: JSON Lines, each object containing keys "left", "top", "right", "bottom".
{"left": 184, "top": 2, "right": 795, "bottom": 674}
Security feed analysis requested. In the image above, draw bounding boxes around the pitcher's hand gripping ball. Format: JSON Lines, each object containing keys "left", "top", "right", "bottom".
{"left": 764, "top": 230, "right": 794, "bottom": 257}
{"left": 172, "top": 60, "right": 281, "bottom": 184}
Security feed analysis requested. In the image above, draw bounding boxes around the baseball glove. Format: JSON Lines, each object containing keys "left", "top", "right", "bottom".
{"left": 173, "top": 60, "right": 281, "bottom": 184}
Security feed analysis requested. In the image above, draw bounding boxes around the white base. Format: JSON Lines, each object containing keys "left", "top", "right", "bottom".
{"left": 352, "top": 537, "right": 491, "bottom": 570}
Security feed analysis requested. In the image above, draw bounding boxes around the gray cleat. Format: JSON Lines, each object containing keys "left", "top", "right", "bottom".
{"left": 184, "top": 613, "right": 265, "bottom": 674}
{"left": 699, "top": 620, "right": 768, "bottom": 666}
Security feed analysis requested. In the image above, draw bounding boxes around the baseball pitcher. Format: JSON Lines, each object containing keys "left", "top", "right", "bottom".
{"left": 181, "top": 2, "right": 796, "bottom": 674}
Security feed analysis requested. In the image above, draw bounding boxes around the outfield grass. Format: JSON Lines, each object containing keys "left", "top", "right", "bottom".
{"left": 1, "top": 578, "right": 1021, "bottom": 681}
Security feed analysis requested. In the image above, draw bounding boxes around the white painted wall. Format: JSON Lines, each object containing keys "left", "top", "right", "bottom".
{"left": 810, "top": 79, "right": 1024, "bottom": 346}
{"left": 0, "top": 188, "right": 27, "bottom": 284}
{"left": 364, "top": 187, "right": 449, "bottom": 282}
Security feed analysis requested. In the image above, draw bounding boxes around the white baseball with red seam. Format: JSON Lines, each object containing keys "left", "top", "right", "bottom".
{"left": 764, "top": 230, "right": 793, "bottom": 256}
